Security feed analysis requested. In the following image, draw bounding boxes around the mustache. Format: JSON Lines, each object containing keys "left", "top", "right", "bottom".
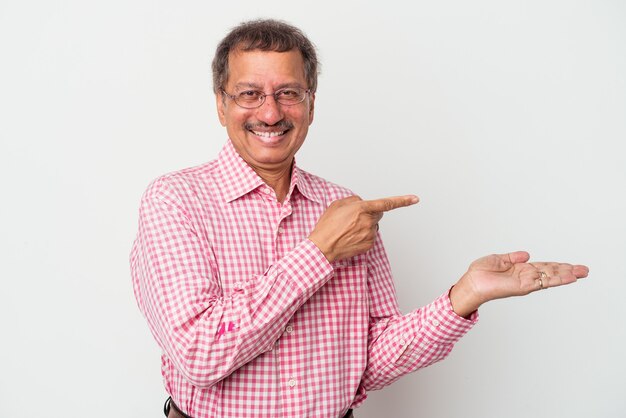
{"left": 244, "top": 121, "right": 294, "bottom": 131}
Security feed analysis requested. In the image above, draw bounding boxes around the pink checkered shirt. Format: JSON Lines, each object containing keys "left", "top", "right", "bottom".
{"left": 131, "top": 140, "right": 477, "bottom": 418}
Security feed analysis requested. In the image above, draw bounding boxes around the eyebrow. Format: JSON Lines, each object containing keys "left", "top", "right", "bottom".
{"left": 234, "top": 82, "right": 263, "bottom": 90}
{"left": 233, "top": 82, "right": 305, "bottom": 91}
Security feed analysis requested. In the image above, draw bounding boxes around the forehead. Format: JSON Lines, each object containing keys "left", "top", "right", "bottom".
{"left": 225, "top": 49, "right": 307, "bottom": 89}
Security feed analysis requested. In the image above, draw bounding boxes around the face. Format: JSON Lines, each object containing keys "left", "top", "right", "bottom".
{"left": 217, "top": 49, "right": 315, "bottom": 176}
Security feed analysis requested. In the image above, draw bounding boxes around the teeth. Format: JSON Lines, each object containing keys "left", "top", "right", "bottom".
{"left": 252, "top": 130, "right": 285, "bottom": 138}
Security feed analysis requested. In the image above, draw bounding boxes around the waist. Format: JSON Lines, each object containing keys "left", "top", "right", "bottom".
{"left": 161, "top": 353, "right": 367, "bottom": 414}
{"left": 165, "top": 396, "right": 355, "bottom": 418}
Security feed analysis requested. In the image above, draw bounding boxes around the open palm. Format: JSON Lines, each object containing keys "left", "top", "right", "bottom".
{"left": 451, "top": 251, "right": 589, "bottom": 317}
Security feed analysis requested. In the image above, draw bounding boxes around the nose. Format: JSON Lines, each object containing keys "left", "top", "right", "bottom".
{"left": 255, "top": 95, "right": 284, "bottom": 126}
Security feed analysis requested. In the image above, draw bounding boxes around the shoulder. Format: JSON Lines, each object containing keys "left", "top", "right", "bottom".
{"left": 142, "top": 160, "right": 219, "bottom": 203}
{"left": 296, "top": 167, "right": 356, "bottom": 203}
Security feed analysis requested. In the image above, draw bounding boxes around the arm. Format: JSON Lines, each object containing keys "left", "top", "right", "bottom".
{"left": 130, "top": 178, "right": 333, "bottom": 388}
{"left": 359, "top": 237, "right": 477, "bottom": 391}
{"left": 307, "top": 194, "right": 473, "bottom": 389}
{"left": 361, "top": 247, "right": 589, "bottom": 391}
{"left": 307, "top": 194, "right": 468, "bottom": 389}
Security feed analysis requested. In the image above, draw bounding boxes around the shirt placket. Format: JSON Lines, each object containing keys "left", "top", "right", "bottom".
{"left": 256, "top": 186, "right": 292, "bottom": 417}
{"left": 262, "top": 191, "right": 302, "bottom": 415}
{"left": 256, "top": 187, "right": 299, "bottom": 414}
{"left": 275, "top": 199, "right": 293, "bottom": 259}
{"left": 259, "top": 186, "right": 281, "bottom": 263}
{"left": 276, "top": 199, "right": 301, "bottom": 415}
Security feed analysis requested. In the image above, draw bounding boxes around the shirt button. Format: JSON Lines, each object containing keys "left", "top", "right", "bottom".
{"left": 263, "top": 188, "right": 271, "bottom": 194}
{"left": 399, "top": 339, "right": 406, "bottom": 346}
{"left": 432, "top": 319, "right": 440, "bottom": 327}
{"left": 277, "top": 227, "right": 284, "bottom": 234}
{"left": 287, "top": 378, "right": 296, "bottom": 387}
{"left": 285, "top": 325, "right": 293, "bottom": 334}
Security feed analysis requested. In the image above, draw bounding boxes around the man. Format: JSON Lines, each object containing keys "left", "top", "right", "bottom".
{"left": 131, "top": 19, "right": 588, "bottom": 418}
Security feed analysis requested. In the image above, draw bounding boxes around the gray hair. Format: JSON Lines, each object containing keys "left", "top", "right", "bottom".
{"left": 211, "top": 19, "right": 320, "bottom": 94}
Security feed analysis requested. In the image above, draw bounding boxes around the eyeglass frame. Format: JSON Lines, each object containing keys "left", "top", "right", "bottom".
{"left": 220, "top": 87, "right": 312, "bottom": 109}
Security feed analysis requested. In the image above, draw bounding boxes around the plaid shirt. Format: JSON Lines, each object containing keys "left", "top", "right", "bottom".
{"left": 131, "top": 140, "right": 477, "bottom": 418}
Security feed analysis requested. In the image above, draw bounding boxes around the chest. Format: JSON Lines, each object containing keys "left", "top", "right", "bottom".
{"left": 203, "top": 193, "right": 327, "bottom": 291}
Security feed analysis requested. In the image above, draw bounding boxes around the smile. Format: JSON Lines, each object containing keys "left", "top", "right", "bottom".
{"left": 250, "top": 130, "right": 287, "bottom": 138}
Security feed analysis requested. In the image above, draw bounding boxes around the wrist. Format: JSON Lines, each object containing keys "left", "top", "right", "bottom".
{"left": 307, "top": 234, "right": 336, "bottom": 263}
{"left": 449, "top": 275, "right": 483, "bottom": 318}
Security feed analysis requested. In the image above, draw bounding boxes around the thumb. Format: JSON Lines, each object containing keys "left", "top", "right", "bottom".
{"left": 507, "top": 251, "right": 530, "bottom": 264}
{"left": 472, "top": 251, "right": 530, "bottom": 272}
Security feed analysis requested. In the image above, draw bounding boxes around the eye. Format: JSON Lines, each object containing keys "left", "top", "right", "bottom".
{"left": 238, "top": 90, "right": 263, "bottom": 101}
{"left": 276, "top": 88, "right": 299, "bottom": 98}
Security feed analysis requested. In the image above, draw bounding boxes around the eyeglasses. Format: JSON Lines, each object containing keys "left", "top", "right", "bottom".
{"left": 221, "top": 87, "right": 311, "bottom": 109}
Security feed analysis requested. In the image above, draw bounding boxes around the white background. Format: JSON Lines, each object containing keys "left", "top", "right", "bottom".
{"left": 1, "top": 1, "right": 625, "bottom": 417}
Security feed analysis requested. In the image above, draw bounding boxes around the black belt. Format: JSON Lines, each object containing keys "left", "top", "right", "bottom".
{"left": 164, "top": 396, "right": 353, "bottom": 418}
{"left": 164, "top": 397, "right": 191, "bottom": 418}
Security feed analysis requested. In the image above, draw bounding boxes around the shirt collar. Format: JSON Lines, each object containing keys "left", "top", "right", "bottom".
{"left": 291, "top": 165, "right": 323, "bottom": 204}
{"left": 217, "top": 140, "right": 265, "bottom": 203}
{"left": 217, "top": 139, "right": 323, "bottom": 205}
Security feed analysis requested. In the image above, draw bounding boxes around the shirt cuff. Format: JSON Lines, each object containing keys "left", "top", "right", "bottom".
{"left": 417, "top": 290, "right": 479, "bottom": 345}
{"left": 277, "top": 239, "right": 334, "bottom": 298}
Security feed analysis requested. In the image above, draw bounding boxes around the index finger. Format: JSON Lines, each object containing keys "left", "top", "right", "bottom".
{"left": 362, "top": 195, "right": 419, "bottom": 213}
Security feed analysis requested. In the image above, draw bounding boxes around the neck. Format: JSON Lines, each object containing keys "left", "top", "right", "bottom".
{"left": 254, "top": 163, "right": 293, "bottom": 203}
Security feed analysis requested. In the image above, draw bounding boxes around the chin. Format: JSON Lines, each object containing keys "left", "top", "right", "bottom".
{"left": 250, "top": 150, "right": 292, "bottom": 166}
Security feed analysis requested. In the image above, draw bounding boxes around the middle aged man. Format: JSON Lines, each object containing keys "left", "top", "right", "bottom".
{"left": 131, "top": 19, "right": 589, "bottom": 418}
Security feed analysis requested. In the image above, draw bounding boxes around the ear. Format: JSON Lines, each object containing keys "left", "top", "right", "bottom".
{"left": 308, "top": 92, "right": 315, "bottom": 125}
{"left": 216, "top": 92, "right": 227, "bottom": 127}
